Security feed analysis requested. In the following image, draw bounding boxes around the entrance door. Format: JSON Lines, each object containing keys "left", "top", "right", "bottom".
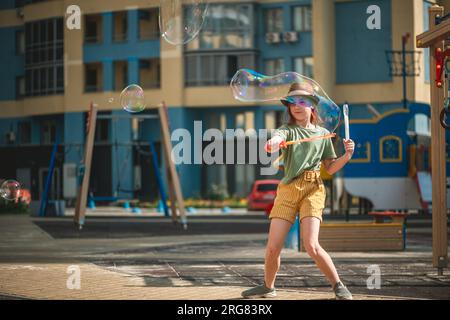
{"left": 39, "top": 167, "right": 60, "bottom": 200}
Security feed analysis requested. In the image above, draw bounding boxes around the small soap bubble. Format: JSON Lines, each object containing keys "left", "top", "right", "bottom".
{"left": 0, "top": 180, "right": 21, "bottom": 201}
{"left": 120, "top": 84, "right": 146, "bottom": 113}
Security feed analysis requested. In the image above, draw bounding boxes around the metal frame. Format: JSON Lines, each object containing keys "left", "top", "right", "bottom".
{"left": 386, "top": 33, "right": 421, "bottom": 109}
{"left": 73, "top": 102, "right": 187, "bottom": 229}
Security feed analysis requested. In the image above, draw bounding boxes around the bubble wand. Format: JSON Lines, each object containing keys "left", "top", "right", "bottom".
{"left": 270, "top": 133, "right": 337, "bottom": 168}
{"left": 343, "top": 103, "right": 350, "bottom": 141}
{"left": 284, "top": 133, "right": 336, "bottom": 147}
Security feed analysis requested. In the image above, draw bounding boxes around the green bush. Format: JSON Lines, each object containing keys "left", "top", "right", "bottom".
{"left": 208, "top": 184, "right": 229, "bottom": 201}
{"left": 0, "top": 197, "right": 30, "bottom": 214}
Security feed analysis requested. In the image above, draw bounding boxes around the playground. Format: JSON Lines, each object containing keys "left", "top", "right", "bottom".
{"left": 0, "top": 213, "right": 449, "bottom": 300}
{"left": 0, "top": 0, "right": 449, "bottom": 303}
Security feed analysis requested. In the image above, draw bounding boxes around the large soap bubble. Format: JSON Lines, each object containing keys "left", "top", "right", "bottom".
{"left": 159, "top": 0, "right": 209, "bottom": 46}
{"left": 230, "top": 69, "right": 341, "bottom": 132}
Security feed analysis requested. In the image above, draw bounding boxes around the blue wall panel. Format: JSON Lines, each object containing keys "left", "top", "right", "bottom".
{"left": 64, "top": 112, "right": 84, "bottom": 163}
{"left": 0, "top": 1, "right": 15, "bottom": 10}
{"left": 111, "top": 109, "right": 133, "bottom": 198}
{"left": 0, "top": 26, "right": 25, "bottom": 101}
{"left": 84, "top": 10, "right": 160, "bottom": 63}
{"left": 335, "top": 0, "right": 392, "bottom": 84}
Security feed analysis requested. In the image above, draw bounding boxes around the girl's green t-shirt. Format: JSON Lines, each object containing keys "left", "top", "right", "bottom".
{"left": 274, "top": 124, "right": 337, "bottom": 184}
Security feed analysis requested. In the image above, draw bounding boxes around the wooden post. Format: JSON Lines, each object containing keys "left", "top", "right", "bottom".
{"left": 417, "top": 5, "right": 448, "bottom": 275}
{"left": 165, "top": 155, "right": 179, "bottom": 224}
{"left": 74, "top": 103, "right": 97, "bottom": 229}
{"left": 158, "top": 102, "right": 188, "bottom": 229}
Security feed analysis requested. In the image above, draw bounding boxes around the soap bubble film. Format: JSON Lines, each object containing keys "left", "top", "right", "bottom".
{"left": 230, "top": 69, "right": 341, "bottom": 132}
{"left": 0, "top": 180, "right": 21, "bottom": 201}
{"left": 159, "top": 0, "right": 209, "bottom": 46}
{"left": 120, "top": 84, "right": 146, "bottom": 113}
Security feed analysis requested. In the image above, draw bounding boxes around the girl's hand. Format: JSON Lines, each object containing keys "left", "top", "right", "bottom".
{"left": 265, "top": 136, "right": 286, "bottom": 153}
{"left": 343, "top": 139, "right": 355, "bottom": 159}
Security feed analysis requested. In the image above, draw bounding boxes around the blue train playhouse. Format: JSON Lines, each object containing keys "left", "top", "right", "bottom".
{"left": 338, "top": 101, "right": 450, "bottom": 212}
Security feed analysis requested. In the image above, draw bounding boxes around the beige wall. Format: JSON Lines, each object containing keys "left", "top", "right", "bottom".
{"left": 0, "top": 0, "right": 435, "bottom": 118}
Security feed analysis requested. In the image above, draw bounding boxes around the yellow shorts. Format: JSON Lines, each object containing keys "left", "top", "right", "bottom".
{"left": 269, "top": 171, "right": 326, "bottom": 224}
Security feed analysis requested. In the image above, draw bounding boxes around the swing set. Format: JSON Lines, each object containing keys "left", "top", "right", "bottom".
{"left": 38, "top": 101, "right": 187, "bottom": 230}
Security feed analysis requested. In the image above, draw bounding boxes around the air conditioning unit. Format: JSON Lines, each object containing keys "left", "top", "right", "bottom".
{"left": 63, "top": 163, "right": 77, "bottom": 199}
{"left": 16, "top": 8, "right": 24, "bottom": 18}
{"left": 265, "top": 32, "right": 281, "bottom": 44}
{"left": 283, "top": 31, "right": 298, "bottom": 43}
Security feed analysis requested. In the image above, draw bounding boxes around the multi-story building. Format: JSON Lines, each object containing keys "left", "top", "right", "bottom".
{"left": 0, "top": 0, "right": 448, "bottom": 210}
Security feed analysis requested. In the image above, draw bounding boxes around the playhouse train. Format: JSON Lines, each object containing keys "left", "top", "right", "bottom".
{"left": 338, "top": 102, "right": 450, "bottom": 211}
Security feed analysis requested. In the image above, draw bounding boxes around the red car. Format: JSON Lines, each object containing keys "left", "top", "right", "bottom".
{"left": 247, "top": 179, "right": 280, "bottom": 211}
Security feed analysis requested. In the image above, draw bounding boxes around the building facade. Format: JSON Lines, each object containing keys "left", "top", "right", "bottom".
{"left": 0, "top": 0, "right": 448, "bottom": 209}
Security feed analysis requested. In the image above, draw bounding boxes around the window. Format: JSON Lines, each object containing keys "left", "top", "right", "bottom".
{"left": 293, "top": 57, "right": 314, "bottom": 78}
{"left": 85, "top": 63, "right": 103, "bottom": 92}
{"left": 257, "top": 183, "right": 278, "bottom": 192}
{"left": 350, "top": 142, "right": 371, "bottom": 163}
{"left": 264, "top": 8, "right": 283, "bottom": 33}
{"left": 138, "top": 8, "right": 159, "bottom": 40}
{"left": 41, "top": 120, "right": 56, "bottom": 144}
{"left": 185, "top": 52, "right": 256, "bottom": 86}
{"left": 265, "top": 58, "right": 284, "bottom": 75}
{"left": 94, "top": 117, "right": 110, "bottom": 142}
{"left": 113, "top": 11, "right": 128, "bottom": 42}
{"left": 408, "top": 113, "right": 431, "bottom": 136}
{"left": 235, "top": 112, "right": 254, "bottom": 131}
{"left": 380, "top": 136, "right": 402, "bottom": 163}
{"left": 186, "top": 4, "right": 254, "bottom": 50}
{"left": 25, "top": 18, "right": 64, "bottom": 96}
{"left": 293, "top": 6, "right": 312, "bottom": 32}
{"left": 264, "top": 111, "right": 284, "bottom": 130}
{"left": 16, "top": 76, "right": 25, "bottom": 99}
{"left": 16, "top": 30, "right": 25, "bottom": 55}
{"left": 139, "top": 58, "right": 160, "bottom": 88}
{"left": 85, "top": 14, "right": 102, "bottom": 43}
{"left": 114, "top": 61, "right": 128, "bottom": 91}
{"left": 18, "top": 122, "right": 31, "bottom": 144}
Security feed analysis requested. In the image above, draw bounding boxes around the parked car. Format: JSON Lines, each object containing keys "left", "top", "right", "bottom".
{"left": 247, "top": 179, "right": 280, "bottom": 211}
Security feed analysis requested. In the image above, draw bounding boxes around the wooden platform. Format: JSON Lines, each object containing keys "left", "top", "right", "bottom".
{"left": 299, "top": 222, "right": 405, "bottom": 252}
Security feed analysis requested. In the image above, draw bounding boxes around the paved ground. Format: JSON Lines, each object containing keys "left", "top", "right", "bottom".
{"left": 0, "top": 212, "right": 449, "bottom": 300}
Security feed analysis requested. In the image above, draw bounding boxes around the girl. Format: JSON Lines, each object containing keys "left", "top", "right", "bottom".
{"left": 242, "top": 82, "right": 355, "bottom": 300}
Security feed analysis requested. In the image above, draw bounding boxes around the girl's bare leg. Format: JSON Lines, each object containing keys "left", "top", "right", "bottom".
{"left": 264, "top": 218, "right": 292, "bottom": 288}
{"left": 301, "top": 216, "right": 340, "bottom": 286}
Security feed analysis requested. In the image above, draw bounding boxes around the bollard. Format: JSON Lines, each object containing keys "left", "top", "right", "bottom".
{"left": 157, "top": 200, "right": 164, "bottom": 213}
{"left": 187, "top": 207, "right": 197, "bottom": 214}
{"left": 88, "top": 199, "right": 96, "bottom": 210}
{"left": 221, "top": 206, "right": 231, "bottom": 213}
{"left": 131, "top": 207, "right": 142, "bottom": 214}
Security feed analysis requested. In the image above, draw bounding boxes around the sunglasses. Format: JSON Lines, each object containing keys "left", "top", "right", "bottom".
{"left": 285, "top": 96, "right": 316, "bottom": 108}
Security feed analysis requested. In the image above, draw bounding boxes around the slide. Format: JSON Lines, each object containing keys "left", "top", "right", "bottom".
{"left": 415, "top": 171, "right": 432, "bottom": 210}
